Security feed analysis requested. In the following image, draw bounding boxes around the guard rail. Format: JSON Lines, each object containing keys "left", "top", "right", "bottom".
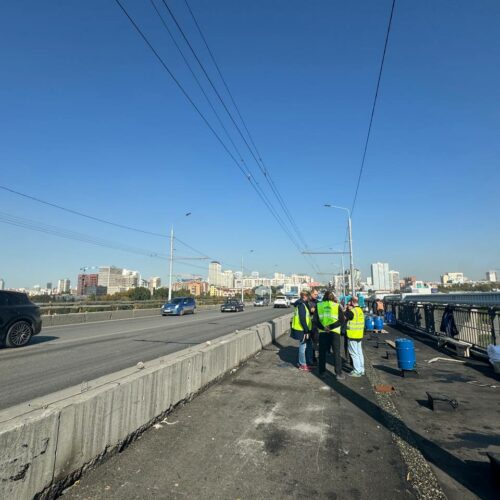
{"left": 385, "top": 300, "right": 499, "bottom": 353}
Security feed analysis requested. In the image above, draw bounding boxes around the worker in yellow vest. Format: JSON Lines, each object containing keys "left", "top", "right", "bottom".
{"left": 314, "top": 290, "right": 345, "bottom": 380}
{"left": 345, "top": 296, "right": 365, "bottom": 377}
{"left": 290, "top": 291, "right": 313, "bottom": 371}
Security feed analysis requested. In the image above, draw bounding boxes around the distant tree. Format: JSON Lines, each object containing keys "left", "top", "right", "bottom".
{"left": 153, "top": 287, "right": 169, "bottom": 300}
{"left": 127, "top": 287, "right": 151, "bottom": 301}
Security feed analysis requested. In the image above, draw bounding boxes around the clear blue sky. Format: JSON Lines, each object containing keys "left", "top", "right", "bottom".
{"left": 1, "top": 0, "right": 499, "bottom": 288}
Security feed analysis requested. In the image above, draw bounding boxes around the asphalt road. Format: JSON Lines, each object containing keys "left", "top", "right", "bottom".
{"left": 0, "top": 307, "right": 290, "bottom": 411}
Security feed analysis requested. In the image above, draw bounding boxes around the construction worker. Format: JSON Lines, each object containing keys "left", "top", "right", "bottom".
{"left": 314, "top": 290, "right": 345, "bottom": 380}
{"left": 345, "top": 297, "right": 365, "bottom": 377}
{"left": 375, "top": 298, "right": 384, "bottom": 317}
{"left": 290, "top": 290, "right": 313, "bottom": 371}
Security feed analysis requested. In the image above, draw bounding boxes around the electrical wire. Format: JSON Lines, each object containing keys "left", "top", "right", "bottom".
{"left": 0, "top": 211, "right": 168, "bottom": 259}
{"left": 0, "top": 184, "right": 168, "bottom": 238}
{"left": 182, "top": 0, "right": 310, "bottom": 250}
{"left": 350, "top": 0, "right": 396, "bottom": 215}
{"left": 114, "top": 0, "right": 305, "bottom": 255}
{"left": 160, "top": 0, "right": 319, "bottom": 272}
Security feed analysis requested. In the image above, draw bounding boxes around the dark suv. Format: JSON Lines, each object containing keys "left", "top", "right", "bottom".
{"left": 0, "top": 291, "right": 42, "bottom": 347}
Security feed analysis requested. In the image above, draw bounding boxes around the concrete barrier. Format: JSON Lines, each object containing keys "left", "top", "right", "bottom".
{"left": 0, "top": 313, "right": 292, "bottom": 499}
{"left": 41, "top": 304, "right": 230, "bottom": 327}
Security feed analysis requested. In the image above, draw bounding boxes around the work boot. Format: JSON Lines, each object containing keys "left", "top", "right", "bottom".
{"left": 336, "top": 373, "right": 345, "bottom": 380}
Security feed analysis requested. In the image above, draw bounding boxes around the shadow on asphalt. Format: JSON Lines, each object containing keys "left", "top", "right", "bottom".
{"left": 272, "top": 335, "right": 499, "bottom": 499}
{"left": 29, "top": 335, "right": 59, "bottom": 345}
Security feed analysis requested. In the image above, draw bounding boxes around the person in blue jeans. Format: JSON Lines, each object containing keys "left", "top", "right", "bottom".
{"left": 290, "top": 291, "right": 313, "bottom": 371}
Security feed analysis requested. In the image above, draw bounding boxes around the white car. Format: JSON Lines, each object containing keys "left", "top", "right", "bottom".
{"left": 273, "top": 296, "right": 290, "bottom": 308}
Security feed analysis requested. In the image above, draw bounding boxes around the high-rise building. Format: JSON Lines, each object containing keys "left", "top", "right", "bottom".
{"left": 486, "top": 271, "right": 497, "bottom": 282}
{"left": 371, "top": 263, "right": 390, "bottom": 291}
{"left": 440, "top": 272, "right": 464, "bottom": 285}
{"left": 57, "top": 279, "right": 71, "bottom": 294}
{"left": 77, "top": 274, "right": 99, "bottom": 295}
{"left": 46, "top": 282, "right": 52, "bottom": 291}
{"left": 251, "top": 271, "right": 259, "bottom": 278}
{"left": 221, "top": 270, "right": 234, "bottom": 288}
{"left": 389, "top": 270, "right": 400, "bottom": 291}
{"left": 0, "top": 278, "right": 4, "bottom": 290}
{"left": 148, "top": 277, "right": 161, "bottom": 291}
{"left": 98, "top": 266, "right": 139, "bottom": 295}
{"left": 208, "top": 261, "right": 222, "bottom": 286}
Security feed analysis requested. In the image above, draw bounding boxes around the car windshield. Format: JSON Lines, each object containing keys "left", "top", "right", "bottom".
{"left": 171, "top": 298, "right": 183, "bottom": 304}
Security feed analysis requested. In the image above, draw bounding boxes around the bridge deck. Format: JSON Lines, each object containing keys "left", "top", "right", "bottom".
{"left": 64, "top": 327, "right": 499, "bottom": 499}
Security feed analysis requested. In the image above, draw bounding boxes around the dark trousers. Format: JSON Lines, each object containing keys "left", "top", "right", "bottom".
{"left": 318, "top": 331, "right": 342, "bottom": 375}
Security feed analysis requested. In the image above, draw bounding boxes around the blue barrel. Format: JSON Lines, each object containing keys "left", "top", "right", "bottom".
{"left": 396, "top": 338, "right": 416, "bottom": 371}
{"left": 374, "top": 316, "right": 384, "bottom": 331}
{"left": 365, "top": 316, "right": 375, "bottom": 331}
{"left": 385, "top": 311, "right": 395, "bottom": 325}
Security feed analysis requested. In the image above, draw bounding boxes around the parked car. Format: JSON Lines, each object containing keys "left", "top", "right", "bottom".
{"left": 253, "top": 298, "right": 269, "bottom": 307}
{"left": 0, "top": 291, "right": 42, "bottom": 347}
{"left": 273, "top": 295, "right": 290, "bottom": 308}
{"left": 161, "top": 297, "right": 196, "bottom": 316}
{"left": 221, "top": 299, "right": 244, "bottom": 312}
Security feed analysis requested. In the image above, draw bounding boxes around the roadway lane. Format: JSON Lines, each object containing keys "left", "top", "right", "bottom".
{"left": 0, "top": 307, "right": 290, "bottom": 410}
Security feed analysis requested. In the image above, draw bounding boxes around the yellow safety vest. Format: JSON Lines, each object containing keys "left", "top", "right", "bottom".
{"left": 317, "top": 301, "right": 341, "bottom": 334}
{"left": 291, "top": 302, "right": 312, "bottom": 331}
{"left": 347, "top": 306, "right": 365, "bottom": 339}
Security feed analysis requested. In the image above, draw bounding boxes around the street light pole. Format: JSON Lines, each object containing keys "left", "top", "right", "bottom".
{"left": 324, "top": 204, "right": 355, "bottom": 296}
{"left": 347, "top": 213, "right": 355, "bottom": 296}
{"left": 168, "top": 225, "right": 174, "bottom": 301}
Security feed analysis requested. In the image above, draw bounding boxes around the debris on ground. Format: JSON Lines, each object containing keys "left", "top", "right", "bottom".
{"left": 427, "top": 357, "right": 465, "bottom": 364}
{"left": 374, "top": 384, "right": 396, "bottom": 393}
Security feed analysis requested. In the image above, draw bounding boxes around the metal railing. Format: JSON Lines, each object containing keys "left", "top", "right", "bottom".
{"left": 385, "top": 300, "right": 499, "bottom": 352}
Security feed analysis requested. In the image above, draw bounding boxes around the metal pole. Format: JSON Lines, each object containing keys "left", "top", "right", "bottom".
{"left": 168, "top": 225, "right": 174, "bottom": 301}
{"left": 241, "top": 256, "right": 244, "bottom": 302}
{"left": 348, "top": 214, "right": 355, "bottom": 296}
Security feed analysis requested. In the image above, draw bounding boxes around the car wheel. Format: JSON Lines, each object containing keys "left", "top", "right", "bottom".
{"left": 5, "top": 321, "right": 33, "bottom": 348}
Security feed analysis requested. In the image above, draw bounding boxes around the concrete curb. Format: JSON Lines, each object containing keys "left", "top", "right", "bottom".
{"left": 0, "top": 313, "right": 292, "bottom": 500}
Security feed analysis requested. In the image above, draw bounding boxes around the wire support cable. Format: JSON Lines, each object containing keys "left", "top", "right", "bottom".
{"left": 350, "top": 0, "right": 396, "bottom": 215}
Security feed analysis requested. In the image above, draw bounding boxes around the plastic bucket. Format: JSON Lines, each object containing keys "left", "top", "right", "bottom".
{"left": 396, "top": 338, "right": 416, "bottom": 371}
{"left": 365, "top": 316, "right": 375, "bottom": 331}
{"left": 374, "top": 316, "right": 384, "bottom": 331}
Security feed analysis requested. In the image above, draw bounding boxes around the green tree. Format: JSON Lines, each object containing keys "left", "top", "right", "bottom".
{"left": 153, "top": 287, "right": 169, "bottom": 300}
{"left": 127, "top": 287, "right": 151, "bottom": 301}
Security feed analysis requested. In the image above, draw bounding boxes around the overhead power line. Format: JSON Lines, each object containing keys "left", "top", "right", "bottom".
{"left": 0, "top": 184, "right": 167, "bottom": 238}
{"left": 350, "top": 0, "right": 396, "bottom": 215}
{"left": 159, "top": 0, "right": 319, "bottom": 272}
{"left": 151, "top": 0, "right": 305, "bottom": 254}
{"left": 182, "top": 0, "right": 314, "bottom": 259}
{"left": 0, "top": 211, "right": 168, "bottom": 259}
{"left": 183, "top": 0, "right": 309, "bottom": 249}
{"left": 113, "top": 0, "right": 306, "bottom": 256}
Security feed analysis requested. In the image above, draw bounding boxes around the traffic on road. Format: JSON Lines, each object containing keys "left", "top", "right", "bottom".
{"left": 0, "top": 305, "right": 289, "bottom": 410}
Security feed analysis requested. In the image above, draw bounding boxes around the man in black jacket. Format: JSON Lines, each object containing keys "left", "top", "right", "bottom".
{"left": 307, "top": 288, "right": 320, "bottom": 365}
